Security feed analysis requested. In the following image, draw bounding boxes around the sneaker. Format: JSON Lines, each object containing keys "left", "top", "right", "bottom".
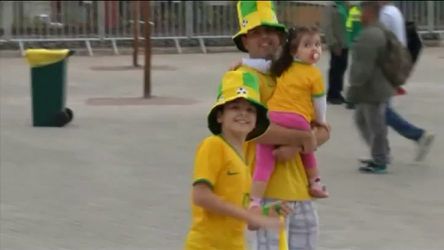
{"left": 358, "top": 161, "right": 387, "bottom": 174}
{"left": 309, "top": 177, "right": 329, "bottom": 198}
{"left": 345, "top": 101, "right": 356, "bottom": 110}
{"left": 327, "top": 97, "right": 344, "bottom": 105}
{"left": 359, "top": 156, "right": 392, "bottom": 165}
{"left": 415, "top": 132, "right": 435, "bottom": 161}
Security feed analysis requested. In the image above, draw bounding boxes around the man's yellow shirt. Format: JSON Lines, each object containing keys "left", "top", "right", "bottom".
{"left": 238, "top": 65, "right": 311, "bottom": 201}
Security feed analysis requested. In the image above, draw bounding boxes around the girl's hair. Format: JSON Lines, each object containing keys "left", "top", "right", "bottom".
{"left": 270, "top": 25, "right": 320, "bottom": 77}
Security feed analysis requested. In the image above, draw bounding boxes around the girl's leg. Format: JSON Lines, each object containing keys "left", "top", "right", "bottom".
{"left": 252, "top": 143, "right": 276, "bottom": 199}
{"left": 269, "top": 112, "right": 328, "bottom": 198}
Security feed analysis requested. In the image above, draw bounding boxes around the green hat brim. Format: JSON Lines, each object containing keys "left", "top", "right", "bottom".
{"left": 232, "top": 23, "right": 287, "bottom": 52}
{"left": 208, "top": 96, "right": 269, "bottom": 141}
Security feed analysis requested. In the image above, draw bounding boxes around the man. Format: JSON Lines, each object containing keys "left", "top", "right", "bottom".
{"left": 378, "top": 1, "right": 434, "bottom": 161}
{"left": 324, "top": 1, "right": 350, "bottom": 104}
{"left": 347, "top": 1, "right": 394, "bottom": 173}
{"left": 231, "top": 1, "right": 330, "bottom": 249}
{"left": 346, "top": 1, "right": 362, "bottom": 45}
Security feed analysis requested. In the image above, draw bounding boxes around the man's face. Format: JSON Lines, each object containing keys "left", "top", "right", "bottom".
{"left": 241, "top": 26, "right": 283, "bottom": 60}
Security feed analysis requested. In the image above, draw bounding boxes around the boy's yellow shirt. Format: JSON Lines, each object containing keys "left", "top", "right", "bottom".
{"left": 268, "top": 62, "right": 325, "bottom": 122}
{"left": 185, "top": 135, "right": 251, "bottom": 250}
{"left": 238, "top": 65, "right": 311, "bottom": 201}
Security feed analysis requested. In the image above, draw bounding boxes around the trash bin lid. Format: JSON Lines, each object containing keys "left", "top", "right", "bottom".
{"left": 25, "top": 49, "right": 72, "bottom": 67}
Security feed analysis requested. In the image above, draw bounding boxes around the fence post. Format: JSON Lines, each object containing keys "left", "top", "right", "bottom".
{"left": 185, "top": 1, "right": 194, "bottom": 37}
{"left": 2, "top": 1, "right": 13, "bottom": 40}
{"left": 427, "top": 1, "right": 435, "bottom": 34}
{"left": 97, "top": 1, "right": 105, "bottom": 39}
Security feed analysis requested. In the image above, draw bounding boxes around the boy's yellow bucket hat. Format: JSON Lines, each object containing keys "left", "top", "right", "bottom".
{"left": 208, "top": 71, "right": 269, "bottom": 141}
{"left": 233, "top": 0, "right": 287, "bottom": 52}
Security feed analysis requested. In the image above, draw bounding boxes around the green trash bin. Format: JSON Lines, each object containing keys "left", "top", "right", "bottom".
{"left": 25, "top": 49, "right": 74, "bottom": 127}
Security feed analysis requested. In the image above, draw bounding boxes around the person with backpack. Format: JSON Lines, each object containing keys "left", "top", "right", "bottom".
{"left": 347, "top": 1, "right": 394, "bottom": 173}
{"left": 378, "top": 1, "right": 435, "bottom": 162}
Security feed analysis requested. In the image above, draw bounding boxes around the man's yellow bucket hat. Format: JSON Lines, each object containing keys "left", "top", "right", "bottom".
{"left": 208, "top": 71, "right": 269, "bottom": 141}
{"left": 233, "top": 0, "right": 287, "bottom": 52}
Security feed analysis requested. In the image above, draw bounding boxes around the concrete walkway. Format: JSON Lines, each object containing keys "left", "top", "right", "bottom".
{"left": 1, "top": 48, "right": 444, "bottom": 250}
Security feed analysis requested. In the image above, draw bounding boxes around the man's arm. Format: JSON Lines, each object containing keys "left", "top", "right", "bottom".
{"left": 313, "top": 124, "right": 330, "bottom": 146}
{"left": 255, "top": 122, "right": 313, "bottom": 147}
{"left": 268, "top": 123, "right": 330, "bottom": 162}
{"left": 254, "top": 121, "right": 330, "bottom": 154}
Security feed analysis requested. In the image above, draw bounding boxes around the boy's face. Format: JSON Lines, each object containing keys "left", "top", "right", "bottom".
{"left": 294, "top": 33, "right": 322, "bottom": 64}
{"left": 241, "top": 26, "right": 283, "bottom": 60}
{"left": 217, "top": 98, "right": 257, "bottom": 137}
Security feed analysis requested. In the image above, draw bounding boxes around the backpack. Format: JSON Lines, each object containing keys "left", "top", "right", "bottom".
{"left": 405, "top": 21, "right": 423, "bottom": 64}
{"left": 378, "top": 25, "right": 414, "bottom": 87}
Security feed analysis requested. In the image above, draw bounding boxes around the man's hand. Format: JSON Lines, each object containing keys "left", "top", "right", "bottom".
{"left": 313, "top": 124, "right": 331, "bottom": 147}
{"left": 300, "top": 130, "right": 317, "bottom": 154}
{"left": 273, "top": 145, "right": 301, "bottom": 162}
{"left": 311, "top": 121, "right": 331, "bottom": 133}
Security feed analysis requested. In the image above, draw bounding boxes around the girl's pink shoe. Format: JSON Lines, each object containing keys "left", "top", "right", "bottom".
{"left": 309, "top": 177, "right": 329, "bottom": 198}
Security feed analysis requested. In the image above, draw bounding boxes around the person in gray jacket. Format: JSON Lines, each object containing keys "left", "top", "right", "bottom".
{"left": 324, "top": 1, "right": 350, "bottom": 104}
{"left": 347, "top": 1, "right": 394, "bottom": 173}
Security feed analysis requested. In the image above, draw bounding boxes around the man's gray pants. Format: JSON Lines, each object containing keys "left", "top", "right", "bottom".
{"left": 354, "top": 102, "right": 390, "bottom": 165}
{"left": 248, "top": 200, "right": 318, "bottom": 250}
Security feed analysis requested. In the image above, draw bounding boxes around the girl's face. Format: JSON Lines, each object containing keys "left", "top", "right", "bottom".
{"left": 217, "top": 98, "right": 257, "bottom": 137}
{"left": 293, "top": 33, "right": 322, "bottom": 64}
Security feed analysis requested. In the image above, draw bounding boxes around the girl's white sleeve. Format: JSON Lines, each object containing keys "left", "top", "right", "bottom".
{"left": 313, "top": 95, "right": 327, "bottom": 123}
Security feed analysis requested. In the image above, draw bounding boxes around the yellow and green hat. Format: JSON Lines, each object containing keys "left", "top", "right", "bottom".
{"left": 233, "top": 0, "right": 287, "bottom": 52}
{"left": 208, "top": 71, "right": 269, "bottom": 141}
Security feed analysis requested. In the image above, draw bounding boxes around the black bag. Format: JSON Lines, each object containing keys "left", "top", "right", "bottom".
{"left": 405, "top": 21, "right": 423, "bottom": 64}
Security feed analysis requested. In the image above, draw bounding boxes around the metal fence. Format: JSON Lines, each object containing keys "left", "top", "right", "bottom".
{"left": 1, "top": 1, "right": 443, "bottom": 56}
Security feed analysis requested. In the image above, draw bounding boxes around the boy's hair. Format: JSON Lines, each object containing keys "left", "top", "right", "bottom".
{"left": 270, "top": 26, "right": 319, "bottom": 77}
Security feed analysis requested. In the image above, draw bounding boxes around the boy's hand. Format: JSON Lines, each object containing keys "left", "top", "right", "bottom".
{"left": 247, "top": 201, "right": 292, "bottom": 230}
{"left": 246, "top": 210, "right": 281, "bottom": 231}
{"left": 262, "top": 201, "right": 293, "bottom": 218}
{"left": 247, "top": 205, "right": 262, "bottom": 231}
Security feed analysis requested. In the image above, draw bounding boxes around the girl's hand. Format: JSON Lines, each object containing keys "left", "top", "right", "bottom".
{"left": 229, "top": 60, "right": 243, "bottom": 71}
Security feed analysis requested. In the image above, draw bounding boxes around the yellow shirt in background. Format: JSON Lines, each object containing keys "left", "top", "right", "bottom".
{"left": 185, "top": 135, "right": 251, "bottom": 250}
{"left": 267, "top": 62, "right": 325, "bottom": 122}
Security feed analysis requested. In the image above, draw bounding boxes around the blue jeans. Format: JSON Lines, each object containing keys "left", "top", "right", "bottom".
{"left": 386, "top": 105, "right": 424, "bottom": 142}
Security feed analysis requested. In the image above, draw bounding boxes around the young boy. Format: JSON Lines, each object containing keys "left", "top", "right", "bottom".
{"left": 184, "top": 71, "right": 281, "bottom": 250}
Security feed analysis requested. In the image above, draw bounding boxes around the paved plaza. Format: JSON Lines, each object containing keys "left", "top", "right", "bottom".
{"left": 1, "top": 48, "right": 444, "bottom": 250}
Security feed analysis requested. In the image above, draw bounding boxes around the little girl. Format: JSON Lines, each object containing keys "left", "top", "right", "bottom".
{"left": 251, "top": 26, "right": 329, "bottom": 204}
